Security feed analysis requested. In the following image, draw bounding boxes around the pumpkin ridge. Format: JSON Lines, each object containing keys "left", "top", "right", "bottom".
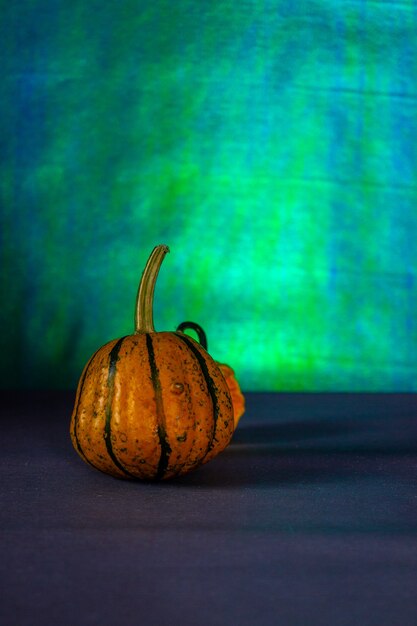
{"left": 146, "top": 333, "right": 172, "bottom": 479}
{"left": 104, "top": 337, "right": 137, "bottom": 478}
{"left": 71, "top": 347, "right": 102, "bottom": 468}
{"left": 174, "top": 333, "right": 220, "bottom": 457}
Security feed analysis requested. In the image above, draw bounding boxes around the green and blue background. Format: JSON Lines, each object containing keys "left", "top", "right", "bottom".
{"left": 1, "top": 1, "right": 416, "bottom": 391}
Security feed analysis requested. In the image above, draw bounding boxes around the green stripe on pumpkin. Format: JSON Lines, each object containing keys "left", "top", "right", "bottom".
{"left": 145, "top": 333, "right": 172, "bottom": 479}
{"left": 174, "top": 333, "right": 220, "bottom": 457}
{"left": 104, "top": 337, "right": 137, "bottom": 478}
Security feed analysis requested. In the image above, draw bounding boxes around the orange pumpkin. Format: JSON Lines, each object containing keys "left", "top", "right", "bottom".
{"left": 70, "top": 245, "right": 235, "bottom": 481}
{"left": 176, "top": 321, "right": 245, "bottom": 427}
{"left": 217, "top": 363, "right": 245, "bottom": 426}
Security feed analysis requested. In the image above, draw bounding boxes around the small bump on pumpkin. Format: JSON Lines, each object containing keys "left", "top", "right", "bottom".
{"left": 170, "top": 382, "right": 184, "bottom": 395}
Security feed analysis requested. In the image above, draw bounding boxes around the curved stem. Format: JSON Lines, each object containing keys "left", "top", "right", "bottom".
{"left": 176, "top": 321, "right": 208, "bottom": 351}
{"left": 135, "top": 245, "right": 170, "bottom": 333}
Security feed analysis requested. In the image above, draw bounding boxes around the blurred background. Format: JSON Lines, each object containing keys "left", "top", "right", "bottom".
{"left": 1, "top": 0, "right": 416, "bottom": 391}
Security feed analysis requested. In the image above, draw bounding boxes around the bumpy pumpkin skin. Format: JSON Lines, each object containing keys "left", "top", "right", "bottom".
{"left": 217, "top": 363, "right": 245, "bottom": 428}
{"left": 175, "top": 321, "right": 245, "bottom": 429}
{"left": 70, "top": 332, "right": 234, "bottom": 481}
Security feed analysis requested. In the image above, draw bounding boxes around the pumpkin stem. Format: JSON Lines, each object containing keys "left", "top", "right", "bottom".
{"left": 176, "top": 321, "right": 208, "bottom": 351}
{"left": 135, "top": 245, "right": 170, "bottom": 333}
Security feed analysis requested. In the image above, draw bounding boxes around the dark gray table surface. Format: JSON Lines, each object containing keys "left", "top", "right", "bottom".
{"left": 1, "top": 391, "right": 416, "bottom": 626}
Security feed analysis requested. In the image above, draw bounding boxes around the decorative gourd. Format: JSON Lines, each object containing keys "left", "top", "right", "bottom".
{"left": 176, "top": 321, "right": 245, "bottom": 427}
{"left": 70, "top": 245, "right": 235, "bottom": 481}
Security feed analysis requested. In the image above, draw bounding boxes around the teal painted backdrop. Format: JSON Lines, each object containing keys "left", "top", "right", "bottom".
{"left": 1, "top": 1, "right": 416, "bottom": 390}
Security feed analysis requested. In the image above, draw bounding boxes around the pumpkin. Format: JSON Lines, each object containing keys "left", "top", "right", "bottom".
{"left": 176, "top": 321, "right": 245, "bottom": 427}
{"left": 70, "top": 245, "right": 235, "bottom": 481}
